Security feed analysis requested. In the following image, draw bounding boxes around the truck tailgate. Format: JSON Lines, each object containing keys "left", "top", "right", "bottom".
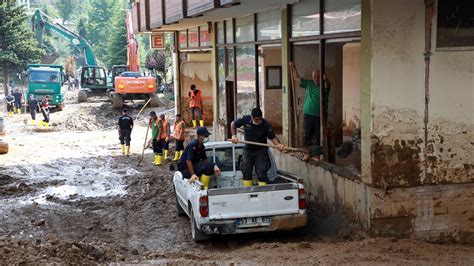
{"left": 207, "top": 183, "right": 300, "bottom": 220}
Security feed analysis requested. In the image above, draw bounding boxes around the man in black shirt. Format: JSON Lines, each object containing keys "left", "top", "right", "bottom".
{"left": 178, "top": 127, "right": 221, "bottom": 190}
{"left": 5, "top": 91, "right": 15, "bottom": 117}
{"left": 12, "top": 89, "right": 22, "bottom": 114}
{"left": 117, "top": 108, "right": 133, "bottom": 156}
{"left": 27, "top": 94, "right": 39, "bottom": 125}
{"left": 231, "top": 108, "right": 285, "bottom": 187}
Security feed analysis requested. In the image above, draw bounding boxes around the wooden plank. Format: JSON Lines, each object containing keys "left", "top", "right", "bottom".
{"left": 149, "top": 0, "right": 164, "bottom": 29}
{"left": 186, "top": 0, "right": 217, "bottom": 17}
{"left": 165, "top": 0, "right": 184, "bottom": 24}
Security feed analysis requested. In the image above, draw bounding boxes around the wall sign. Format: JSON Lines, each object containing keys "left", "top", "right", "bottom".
{"left": 150, "top": 34, "right": 165, "bottom": 49}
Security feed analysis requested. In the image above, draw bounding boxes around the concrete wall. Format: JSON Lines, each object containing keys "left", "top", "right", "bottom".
{"left": 342, "top": 43, "right": 361, "bottom": 136}
{"left": 370, "top": 0, "right": 474, "bottom": 187}
{"left": 261, "top": 47, "right": 283, "bottom": 132}
{"left": 273, "top": 152, "right": 368, "bottom": 229}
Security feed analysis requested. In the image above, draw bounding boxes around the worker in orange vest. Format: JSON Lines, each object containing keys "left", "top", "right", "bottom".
{"left": 154, "top": 113, "right": 170, "bottom": 165}
{"left": 188, "top": 84, "right": 203, "bottom": 128}
{"left": 171, "top": 114, "right": 186, "bottom": 161}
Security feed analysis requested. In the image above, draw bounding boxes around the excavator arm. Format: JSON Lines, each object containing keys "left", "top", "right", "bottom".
{"left": 32, "top": 9, "right": 97, "bottom": 66}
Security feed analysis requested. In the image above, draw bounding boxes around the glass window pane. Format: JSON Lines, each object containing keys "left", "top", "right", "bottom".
{"left": 437, "top": 0, "right": 474, "bottom": 48}
{"left": 218, "top": 48, "right": 226, "bottom": 120}
{"left": 236, "top": 46, "right": 256, "bottom": 118}
{"left": 292, "top": 0, "right": 320, "bottom": 37}
{"left": 227, "top": 48, "right": 234, "bottom": 79}
{"left": 217, "top": 21, "right": 224, "bottom": 44}
{"left": 199, "top": 24, "right": 211, "bottom": 47}
{"left": 235, "top": 15, "right": 254, "bottom": 43}
{"left": 257, "top": 9, "right": 281, "bottom": 40}
{"left": 324, "top": 0, "right": 361, "bottom": 34}
{"left": 188, "top": 27, "right": 199, "bottom": 48}
{"left": 226, "top": 19, "right": 234, "bottom": 43}
{"left": 179, "top": 30, "right": 187, "bottom": 48}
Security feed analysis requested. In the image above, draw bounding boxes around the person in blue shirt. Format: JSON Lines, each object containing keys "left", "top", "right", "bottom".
{"left": 178, "top": 127, "right": 221, "bottom": 190}
{"left": 230, "top": 108, "right": 285, "bottom": 187}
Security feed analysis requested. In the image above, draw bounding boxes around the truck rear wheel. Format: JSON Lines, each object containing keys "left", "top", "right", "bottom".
{"left": 190, "top": 208, "right": 209, "bottom": 242}
{"left": 112, "top": 93, "right": 123, "bottom": 109}
{"left": 175, "top": 189, "right": 186, "bottom": 217}
{"left": 78, "top": 90, "right": 88, "bottom": 102}
{"left": 148, "top": 93, "right": 159, "bottom": 107}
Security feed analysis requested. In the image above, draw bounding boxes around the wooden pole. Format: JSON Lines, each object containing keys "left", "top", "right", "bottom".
{"left": 288, "top": 63, "right": 299, "bottom": 147}
{"left": 227, "top": 139, "right": 308, "bottom": 154}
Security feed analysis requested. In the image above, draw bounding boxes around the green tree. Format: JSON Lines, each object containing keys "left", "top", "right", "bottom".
{"left": 0, "top": 0, "right": 44, "bottom": 93}
{"left": 53, "top": 0, "right": 78, "bottom": 24}
{"left": 84, "top": 0, "right": 115, "bottom": 64}
{"left": 105, "top": 7, "right": 127, "bottom": 68}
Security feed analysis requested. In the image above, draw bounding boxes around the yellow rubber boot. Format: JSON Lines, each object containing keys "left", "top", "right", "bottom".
{"left": 164, "top": 149, "right": 169, "bottom": 160}
{"left": 199, "top": 120, "right": 204, "bottom": 127}
{"left": 192, "top": 120, "right": 197, "bottom": 128}
{"left": 121, "top": 144, "right": 125, "bottom": 154}
{"left": 153, "top": 155, "right": 163, "bottom": 166}
{"left": 17, "top": 109, "right": 21, "bottom": 114}
{"left": 258, "top": 181, "right": 267, "bottom": 186}
{"left": 243, "top": 180, "right": 253, "bottom": 187}
{"left": 31, "top": 119, "right": 36, "bottom": 125}
{"left": 172, "top": 151, "right": 180, "bottom": 161}
{"left": 126, "top": 145, "right": 130, "bottom": 156}
{"left": 45, "top": 122, "right": 49, "bottom": 129}
{"left": 39, "top": 120, "right": 44, "bottom": 128}
{"left": 200, "top": 174, "right": 211, "bottom": 190}
{"left": 152, "top": 155, "right": 158, "bottom": 165}
{"left": 178, "top": 150, "right": 183, "bottom": 159}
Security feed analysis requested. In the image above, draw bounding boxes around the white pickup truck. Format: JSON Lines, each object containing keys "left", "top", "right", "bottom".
{"left": 173, "top": 141, "right": 307, "bottom": 241}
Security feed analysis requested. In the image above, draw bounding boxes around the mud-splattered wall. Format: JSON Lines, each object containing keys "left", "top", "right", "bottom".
{"left": 370, "top": 0, "right": 474, "bottom": 188}
{"left": 260, "top": 47, "right": 283, "bottom": 133}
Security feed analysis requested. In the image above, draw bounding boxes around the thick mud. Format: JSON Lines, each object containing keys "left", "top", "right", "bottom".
{"left": 0, "top": 90, "right": 473, "bottom": 264}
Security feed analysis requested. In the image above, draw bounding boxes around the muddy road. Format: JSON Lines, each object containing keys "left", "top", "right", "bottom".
{"left": 0, "top": 91, "right": 473, "bottom": 264}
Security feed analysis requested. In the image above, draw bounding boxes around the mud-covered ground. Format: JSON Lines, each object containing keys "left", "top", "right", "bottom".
{"left": 0, "top": 90, "right": 473, "bottom": 264}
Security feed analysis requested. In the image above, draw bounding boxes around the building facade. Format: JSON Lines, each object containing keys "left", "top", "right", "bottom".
{"left": 132, "top": 0, "right": 474, "bottom": 242}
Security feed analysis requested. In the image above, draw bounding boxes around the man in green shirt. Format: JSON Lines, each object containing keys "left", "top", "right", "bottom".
{"left": 289, "top": 62, "right": 330, "bottom": 147}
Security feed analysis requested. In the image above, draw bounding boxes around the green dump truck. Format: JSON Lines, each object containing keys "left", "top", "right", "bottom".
{"left": 27, "top": 64, "right": 65, "bottom": 110}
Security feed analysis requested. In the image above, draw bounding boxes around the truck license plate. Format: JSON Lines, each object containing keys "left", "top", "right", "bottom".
{"left": 237, "top": 216, "right": 272, "bottom": 227}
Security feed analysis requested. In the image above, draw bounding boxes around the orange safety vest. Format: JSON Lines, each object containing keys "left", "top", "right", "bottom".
{"left": 173, "top": 120, "right": 186, "bottom": 140}
{"left": 189, "top": 89, "right": 203, "bottom": 109}
{"left": 159, "top": 119, "right": 170, "bottom": 139}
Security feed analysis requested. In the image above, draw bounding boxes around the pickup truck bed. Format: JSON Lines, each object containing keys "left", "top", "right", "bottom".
{"left": 173, "top": 142, "right": 307, "bottom": 241}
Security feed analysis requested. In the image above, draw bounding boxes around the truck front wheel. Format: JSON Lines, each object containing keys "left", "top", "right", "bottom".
{"left": 112, "top": 93, "right": 123, "bottom": 109}
{"left": 190, "top": 208, "right": 209, "bottom": 242}
{"left": 57, "top": 103, "right": 64, "bottom": 111}
{"left": 78, "top": 90, "right": 88, "bottom": 102}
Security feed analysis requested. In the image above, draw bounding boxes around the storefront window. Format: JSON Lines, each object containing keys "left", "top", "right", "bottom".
{"left": 235, "top": 15, "right": 255, "bottom": 43}
{"left": 324, "top": 0, "right": 361, "bottom": 34}
{"left": 179, "top": 30, "right": 187, "bottom": 48}
{"left": 218, "top": 48, "right": 226, "bottom": 120}
{"left": 257, "top": 9, "right": 281, "bottom": 40}
{"left": 236, "top": 46, "right": 256, "bottom": 118}
{"left": 200, "top": 24, "right": 211, "bottom": 47}
{"left": 226, "top": 19, "right": 234, "bottom": 43}
{"left": 217, "top": 21, "right": 224, "bottom": 44}
{"left": 188, "top": 27, "right": 199, "bottom": 48}
{"left": 292, "top": 0, "right": 320, "bottom": 37}
{"left": 437, "top": 0, "right": 474, "bottom": 48}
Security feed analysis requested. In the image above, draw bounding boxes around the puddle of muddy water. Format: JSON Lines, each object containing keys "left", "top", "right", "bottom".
{"left": 1, "top": 157, "right": 141, "bottom": 206}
